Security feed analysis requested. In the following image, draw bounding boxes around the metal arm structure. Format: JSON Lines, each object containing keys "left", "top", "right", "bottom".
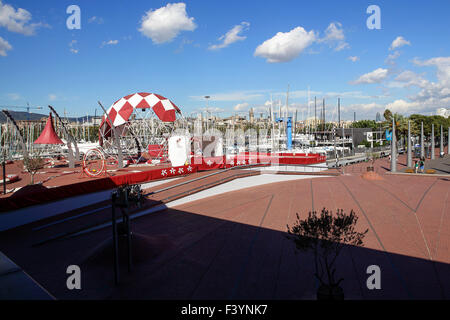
{"left": 48, "top": 105, "right": 79, "bottom": 168}
{"left": 1, "top": 109, "right": 29, "bottom": 159}
{"left": 98, "top": 101, "right": 124, "bottom": 169}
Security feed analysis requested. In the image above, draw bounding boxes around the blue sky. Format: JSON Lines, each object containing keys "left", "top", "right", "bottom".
{"left": 0, "top": 0, "right": 449, "bottom": 120}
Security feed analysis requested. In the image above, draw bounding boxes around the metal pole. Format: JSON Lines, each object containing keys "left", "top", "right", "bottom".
{"left": 126, "top": 212, "right": 132, "bottom": 272}
{"left": 111, "top": 196, "right": 119, "bottom": 285}
{"left": 448, "top": 127, "right": 450, "bottom": 155}
{"left": 334, "top": 127, "right": 337, "bottom": 167}
{"left": 351, "top": 125, "right": 354, "bottom": 155}
{"left": 440, "top": 125, "right": 444, "bottom": 157}
{"left": 48, "top": 105, "right": 78, "bottom": 167}
{"left": 2, "top": 141, "right": 6, "bottom": 194}
{"left": 2, "top": 159, "right": 6, "bottom": 195}
{"left": 431, "top": 124, "right": 435, "bottom": 160}
{"left": 420, "top": 122, "right": 425, "bottom": 158}
{"left": 322, "top": 99, "right": 325, "bottom": 132}
{"left": 391, "top": 118, "right": 397, "bottom": 172}
{"left": 407, "top": 120, "right": 412, "bottom": 167}
{"left": 314, "top": 96, "right": 317, "bottom": 139}
{"left": 338, "top": 98, "right": 340, "bottom": 128}
{"left": 98, "top": 101, "right": 123, "bottom": 168}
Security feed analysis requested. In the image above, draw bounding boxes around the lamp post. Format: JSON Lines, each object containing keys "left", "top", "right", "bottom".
{"left": 204, "top": 96, "right": 210, "bottom": 132}
{"left": 391, "top": 118, "right": 397, "bottom": 173}
{"left": 420, "top": 122, "right": 424, "bottom": 158}
{"left": 407, "top": 120, "right": 412, "bottom": 168}
{"left": 2, "top": 147, "right": 6, "bottom": 195}
{"left": 448, "top": 127, "right": 450, "bottom": 155}
{"left": 431, "top": 124, "right": 435, "bottom": 160}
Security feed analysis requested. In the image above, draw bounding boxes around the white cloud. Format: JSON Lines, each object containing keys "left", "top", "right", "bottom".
{"left": 233, "top": 102, "right": 249, "bottom": 111}
{"left": 389, "top": 36, "right": 410, "bottom": 50}
{"left": 6, "top": 92, "right": 20, "bottom": 100}
{"left": 271, "top": 90, "right": 377, "bottom": 100}
{"left": 382, "top": 57, "right": 450, "bottom": 114}
{"left": 335, "top": 42, "right": 349, "bottom": 51}
{"left": 393, "top": 70, "right": 429, "bottom": 88}
{"left": 198, "top": 107, "right": 225, "bottom": 113}
{"left": 101, "top": 39, "right": 119, "bottom": 47}
{"left": 254, "top": 26, "right": 316, "bottom": 63}
{"left": 175, "top": 38, "right": 193, "bottom": 53}
{"left": 319, "top": 22, "right": 349, "bottom": 51}
{"left": 351, "top": 68, "right": 389, "bottom": 85}
{"left": 0, "top": 0, "right": 46, "bottom": 35}
{"left": 345, "top": 102, "right": 384, "bottom": 112}
{"left": 190, "top": 91, "right": 264, "bottom": 102}
{"left": 208, "top": 22, "right": 250, "bottom": 50}
{"left": 0, "top": 35, "right": 12, "bottom": 56}
{"left": 69, "top": 39, "right": 78, "bottom": 54}
{"left": 413, "top": 57, "right": 450, "bottom": 85}
{"left": 409, "top": 57, "right": 450, "bottom": 105}
{"left": 69, "top": 40, "right": 79, "bottom": 54}
{"left": 348, "top": 56, "right": 359, "bottom": 62}
{"left": 385, "top": 99, "right": 422, "bottom": 113}
{"left": 139, "top": 2, "right": 196, "bottom": 44}
{"left": 48, "top": 94, "right": 57, "bottom": 101}
{"left": 385, "top": 50, "right": 400, "bottom": 65}
{"left": 322, "top": 22, "right": 345, "bottom": 41}
{"left": 88, "top": 16, "right": 104, "bottom": 24}
{"left": 272, "top": 90, "right": 321, "bottom": 99}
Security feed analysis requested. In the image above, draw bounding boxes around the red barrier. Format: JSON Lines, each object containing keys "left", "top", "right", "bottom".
{"left": 0, "top": 165, "right": 197, "bottom": 213}
{"left": 0, "top": 153, "right": 325, "bottom": 212}
{"left": 191, "top": 152, "right": 326, "bottom": 171}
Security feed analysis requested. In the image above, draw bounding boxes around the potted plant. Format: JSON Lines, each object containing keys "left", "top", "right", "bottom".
{"left": 287, "top": 208, "right": 368, "bottom": 300}
{"left": 365, "top": 152, "right": 379, "bottom": 172}
{"left": 112, "top": 184, "right": 144, "bottom": 208}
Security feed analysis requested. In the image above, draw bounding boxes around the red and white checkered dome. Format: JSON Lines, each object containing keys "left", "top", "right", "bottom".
{"left": 102, "top": 92, "right": 181, "bottom": 127}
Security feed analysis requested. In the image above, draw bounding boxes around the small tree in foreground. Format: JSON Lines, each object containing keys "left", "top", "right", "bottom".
{"left": 23, "top": 154, "right": 45, "bottom": 184}
{"left": 287, "top": 208, "right": 368, "bottom": 299}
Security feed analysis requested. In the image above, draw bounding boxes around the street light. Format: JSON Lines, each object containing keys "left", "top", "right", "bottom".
{"left": 204, "top": 96, "right": 210, "bottom": 130}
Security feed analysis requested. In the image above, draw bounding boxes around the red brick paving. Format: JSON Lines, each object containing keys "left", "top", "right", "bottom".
{"left": 0, "top": 155, "right": 449, "bottom": 300}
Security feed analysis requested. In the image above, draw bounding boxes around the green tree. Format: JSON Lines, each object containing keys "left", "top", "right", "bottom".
{"left": 23, "top": 153, "right": 45, "bottom": 184}
{"left": 383, "top": 109, "right": 393, "bottom": 122}
{"left": 351, "top": 120, "right": 378, "bottom": 131}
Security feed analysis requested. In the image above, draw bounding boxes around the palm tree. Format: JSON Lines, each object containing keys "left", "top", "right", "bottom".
{"left": 382, "top": 110, "right": 409, "bottom": 144}
{"left": 383, "top": 109, "right": 393, "bottom": 122}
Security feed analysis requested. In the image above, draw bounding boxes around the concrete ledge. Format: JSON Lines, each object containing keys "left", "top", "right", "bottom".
{"left": 386, "top": 171, "right": 450, "bottom": 178}
{"left": 0, "top": 177, "right": 183, "bottom": 232}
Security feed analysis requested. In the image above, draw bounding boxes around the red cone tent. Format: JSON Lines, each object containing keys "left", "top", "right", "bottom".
{"left": 34, "top": 113, "right": 64, "bottom": 145}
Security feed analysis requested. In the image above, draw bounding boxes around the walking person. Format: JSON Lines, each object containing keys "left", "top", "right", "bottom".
{"left": 419, "top": 157, "right": 425, "bottom": 173}
{"left": 414, "top": 160, "right": 418, "bottom": 173}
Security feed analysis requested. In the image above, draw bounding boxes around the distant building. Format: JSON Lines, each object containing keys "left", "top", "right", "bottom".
{"left": 376, "top": 112, "right": 382, "bottom": 122}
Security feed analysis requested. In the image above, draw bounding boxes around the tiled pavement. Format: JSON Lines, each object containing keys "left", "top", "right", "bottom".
{"left": 0, "top": 156, "right": 448, "bottom": 299}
